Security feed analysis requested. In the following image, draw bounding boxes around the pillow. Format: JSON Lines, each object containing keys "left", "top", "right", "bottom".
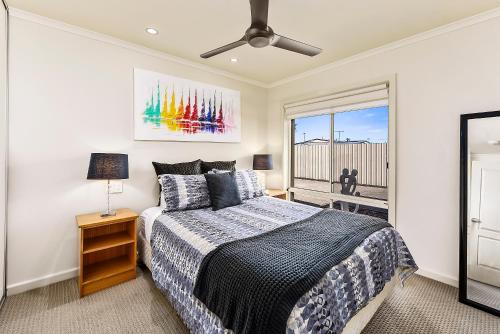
{"left": 158, "top": 174, "right": 211, "bottom": 212}
{"left": 160, "top": 190, "right": 166, "bottom": 208}
{"left": 152, "top": 159, "right": 202, "bottom": 176}
{"left": 201, "top": 160, "right": 236, "bottom": 173}
{"left": 207, "top": 168, "right": 231, "bottom": 174}
{"left": 234, "top": 169, "right": 264, "bottom": 200}
{"left": 204, "top": 172, "right": 242, "bottom": 211}
{"left": 152, "top": 160, "right": 202, "bottom": 205}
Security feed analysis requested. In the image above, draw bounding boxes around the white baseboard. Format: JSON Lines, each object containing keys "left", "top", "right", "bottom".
{"left": 7, "top": 267, "right": 78, "bottom": 296}
{"left": 4, "top": 267, "right": 458, "bottom": 295}
{"left": 416, "top": 268, "right": 458, "bottom": 288}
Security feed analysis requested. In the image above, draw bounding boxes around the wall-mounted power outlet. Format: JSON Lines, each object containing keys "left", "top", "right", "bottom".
{"left": 109, "top": 180, "right": 123, "bottom": 194}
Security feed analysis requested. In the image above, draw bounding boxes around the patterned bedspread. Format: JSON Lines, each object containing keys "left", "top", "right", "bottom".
{"left": 150, "top": 196, "right": 417, "bottom": 334}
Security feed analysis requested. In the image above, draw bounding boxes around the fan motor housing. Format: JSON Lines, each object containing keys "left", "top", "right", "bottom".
{"left": 246, "top": 26, "right": 274, "bottom": 48}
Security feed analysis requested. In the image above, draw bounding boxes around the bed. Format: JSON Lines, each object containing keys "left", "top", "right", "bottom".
{"left": 137, "top": 195, "right": 417, "bottom": 334}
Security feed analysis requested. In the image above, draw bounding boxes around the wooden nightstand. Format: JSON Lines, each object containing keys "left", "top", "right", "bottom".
{"left": 76, "top": 208, "right": 138, "bottom": 297}
{"left": 266, "top": 189, "right": 287, "bottom": 200}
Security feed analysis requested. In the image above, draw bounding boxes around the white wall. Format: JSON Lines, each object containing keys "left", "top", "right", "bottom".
{"left": 7, "top": 16, "right": 268, "bottom": 293}
{"left": 267, "top": 15, "right": 500, "bottom": 286}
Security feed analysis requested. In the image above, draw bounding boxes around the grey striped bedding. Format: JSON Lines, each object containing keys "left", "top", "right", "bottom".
{"left": 149, "top": 196, "right": 417, "bottom": 334}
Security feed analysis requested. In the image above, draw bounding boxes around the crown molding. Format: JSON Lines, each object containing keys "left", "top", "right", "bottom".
{"left": 9, "top": 6, "right": 500, "bottom": 89}
{"left": 268, "top": 6, "right": 500, "bottom": 88}
{"left": 8, "top": 8, "right": 270, "bottom": 88}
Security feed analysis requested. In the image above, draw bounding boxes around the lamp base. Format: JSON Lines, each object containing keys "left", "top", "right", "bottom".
{"left": 100, "top": 210, "right": 116, "bottom": 217}
{"left": 255, "top": 171, "right": 267, "bottom": 190}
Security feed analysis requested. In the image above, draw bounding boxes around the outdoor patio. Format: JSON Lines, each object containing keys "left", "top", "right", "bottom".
{"left": 292, "top": 179, "right": 388, "bottom": 207}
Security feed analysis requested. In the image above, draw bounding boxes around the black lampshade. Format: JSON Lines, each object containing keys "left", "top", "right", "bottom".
{"left": 87, "top": 153, "right": 129, "bottom": 180}
{"left": 253, "top": 154, "right": 273, "bottom": 170}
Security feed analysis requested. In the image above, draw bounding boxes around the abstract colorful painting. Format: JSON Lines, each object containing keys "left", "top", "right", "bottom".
{"left": 134, "top": 68, "right": 241, "bottom": 142}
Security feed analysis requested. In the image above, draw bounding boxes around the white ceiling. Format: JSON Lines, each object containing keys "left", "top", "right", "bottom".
{"left": 469, "top": 117, "right": 500, "bottom": 154}
{"left": 8, "top": 0, "right": 500, "bottom": 84}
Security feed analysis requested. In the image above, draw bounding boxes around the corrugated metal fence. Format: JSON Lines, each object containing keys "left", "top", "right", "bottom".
{"left": 294, "top": 142, "right": 388, "bottom": 187}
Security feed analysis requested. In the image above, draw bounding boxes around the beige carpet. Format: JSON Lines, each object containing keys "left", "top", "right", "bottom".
{"left": 0, "top": 267, "right": 498, "bottom": 334}
{"left": 467, "top": 279, "right": 500, "bottom": 311}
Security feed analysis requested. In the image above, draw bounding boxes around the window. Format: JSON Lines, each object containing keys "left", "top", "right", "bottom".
{"left": 286, "top": 82, "right": 394, "bottom": 223}
{"left": 292, "top": 114, "right": 331, "bottom": 207}
{"left": 332, "top": 106, "right": 388, "bottom": 201}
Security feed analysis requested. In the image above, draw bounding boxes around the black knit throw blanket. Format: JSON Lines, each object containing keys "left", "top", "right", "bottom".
{"left": 193, "top": 208, "right": 391, "bottom": 334}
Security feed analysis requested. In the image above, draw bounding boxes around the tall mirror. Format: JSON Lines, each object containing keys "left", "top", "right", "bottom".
{"left": 460, "top": 111, "right": 500, "bottom": 316}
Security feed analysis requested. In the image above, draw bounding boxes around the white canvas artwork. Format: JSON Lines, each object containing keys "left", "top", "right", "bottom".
{"left": 134, "top": 68, "right": 241, "bottom": 142}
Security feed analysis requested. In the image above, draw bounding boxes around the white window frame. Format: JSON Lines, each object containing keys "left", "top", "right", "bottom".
{"left": 282, "top": 75, "right": 397, "bottom": 227}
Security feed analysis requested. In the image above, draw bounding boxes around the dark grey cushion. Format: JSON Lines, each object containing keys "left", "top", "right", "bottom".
{"left": 152, "top": 159, "right": 202, "bottom": 176}
{"left": 201, "top": 160, "right": 236, "bottom": 173}
{"left": 152, "top": 160, "right": 203, "bottom": 205}
{"left": 204, "top": 172, "right": 242, "bottom": 211}
{"left": 212, "top": 169, "right": 264, "bottom": 200}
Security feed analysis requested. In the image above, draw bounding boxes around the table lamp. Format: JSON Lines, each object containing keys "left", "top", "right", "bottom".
{"left": 253, "top": 154, "right": 273, "bottom": 191}
{"left": 253, "top": 154, "right": 273, "bottom": 171}
{"left": 87, "top": 153, "right": 129, "bottom": 217}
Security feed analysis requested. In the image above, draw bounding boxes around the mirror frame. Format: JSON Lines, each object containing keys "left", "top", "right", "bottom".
{"left": 459, "top": 110, "right": 500, "bottom": 317}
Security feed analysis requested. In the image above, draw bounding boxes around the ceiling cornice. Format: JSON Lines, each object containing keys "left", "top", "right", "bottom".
{"left": 268, "top": 6, "right": 500, "bottom": 88}
{"left": 8, "top": 8, "right": 270, "bottom": 88}
{"left": 9, "top": 6, "right": 500, "bottom": 89}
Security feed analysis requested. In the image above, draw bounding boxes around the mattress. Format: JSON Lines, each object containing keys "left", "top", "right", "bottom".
{"left": 141, "top": 206, "right": 162, "bottom": 244}
{"left": 138, "top": 196, "right": 416, "bottom": 334}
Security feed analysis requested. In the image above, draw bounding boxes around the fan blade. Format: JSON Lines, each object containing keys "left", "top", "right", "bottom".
{"left": 250, "top": 0, "right": 269, "bottom": 28}
{"left": 200, "top": 38, "right": 247, "bottom": 59}
{"left": 271, "top": 34, "right": 322, "bottom": 57}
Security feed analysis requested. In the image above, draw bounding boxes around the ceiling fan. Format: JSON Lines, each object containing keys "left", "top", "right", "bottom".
{"left": 200, "top": 0, "right": 322, "bottom": 59}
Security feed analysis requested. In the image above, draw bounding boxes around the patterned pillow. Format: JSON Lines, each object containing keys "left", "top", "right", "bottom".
{"left": 234, "top": 169, "right": 264, "bottom": 200}
{"left": 152, "top": 160, "right": 203, "bottom": 205}
{"left": 201, "top": 160, "right": 236, "bottom": 173}
{"left": 158, "top": 174, "right": 211, "bottom": 212}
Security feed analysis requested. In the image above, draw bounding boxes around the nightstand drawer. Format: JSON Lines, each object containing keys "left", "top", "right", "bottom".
{"left": 81, "top": 268, "right": 136, "bottom": 296}
{"left": 82, "top": 247, "right": 135, "bottom": 283}
{"left": 82, "top": 221, "right": 135, "bottom": 254}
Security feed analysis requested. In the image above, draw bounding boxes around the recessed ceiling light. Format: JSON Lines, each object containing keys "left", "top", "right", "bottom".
{"left": 230, "top": 58, "right": 238, "bottom": 63}
{"left": 145, "top": 27, "right": 159, "bottom": 35}
{"left": 488, "top": 140, "right": 500, "bottom": 145}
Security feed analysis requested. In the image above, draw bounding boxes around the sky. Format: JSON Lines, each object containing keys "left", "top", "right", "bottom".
{"left": 294, "top": 106, "right": 388, "bottom": 143}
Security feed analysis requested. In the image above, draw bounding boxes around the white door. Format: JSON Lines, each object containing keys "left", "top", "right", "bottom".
{"left": 468, "top": 160, "right": 500, "bottom": 287}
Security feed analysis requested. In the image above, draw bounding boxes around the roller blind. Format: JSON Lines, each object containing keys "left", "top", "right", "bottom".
{"left": 284, "top": 83, "right": 389, "bottom": 120}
